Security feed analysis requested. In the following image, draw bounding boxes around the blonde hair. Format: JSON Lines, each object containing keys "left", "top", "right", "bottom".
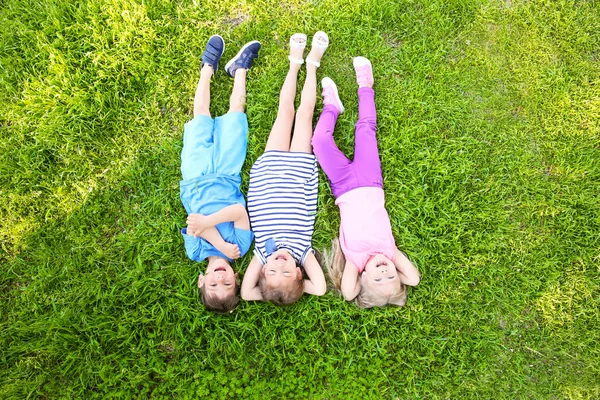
{"left": 257, "top": 268, "right": 304, "bottom": 306}
{"left": 323, "top": 238, "right": 407, "bottom": 308}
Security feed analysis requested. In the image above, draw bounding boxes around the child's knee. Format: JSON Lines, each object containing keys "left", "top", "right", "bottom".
{"left": 356, "top": 117, "right": 376, "bottom": 131}
{"left": 277, "top": 102, "right": 295, "bottom": 121}
{"left": 311, "top": 131, "right": 327, "bottom": 148}
{"left": 229, "top": 95, "right": 246, "bottom": 112}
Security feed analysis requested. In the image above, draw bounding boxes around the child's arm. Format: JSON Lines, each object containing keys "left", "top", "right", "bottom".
{"left": 394, "top": 249, "right": 420, "bottom": 286}
{"left": 187, "top": 226, "right": 241, "bottom": 260}
{"left": 340, "top": 260, "right": 361, "bottom": 301}
{"left": 187, "top": 204, "right": 250, "bottom": 234}
{"left": 240, "top": 255, "right": 264, "bottom": 301}
{"left": 302, "top": 252, "right": 327, "bottom": 296}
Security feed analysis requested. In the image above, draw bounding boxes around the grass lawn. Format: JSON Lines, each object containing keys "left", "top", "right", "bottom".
{"left": 1, "top": 0, "right": 599, "bottom": 398}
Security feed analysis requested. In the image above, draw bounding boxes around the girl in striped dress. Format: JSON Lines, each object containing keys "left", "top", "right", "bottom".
{"left": 240, "top": 32, "right": 329, "bottom": 305}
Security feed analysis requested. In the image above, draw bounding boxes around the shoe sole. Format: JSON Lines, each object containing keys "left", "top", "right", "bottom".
{"left": 322, "top": 77, "right": 345, "bottom": 113}
{"left": 224, "top": 40, "right": 261, "bottom": 76}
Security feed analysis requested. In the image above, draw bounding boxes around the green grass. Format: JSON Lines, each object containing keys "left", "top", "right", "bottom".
{"left": 1, "top": 0, "right": 599, "bottom": 398}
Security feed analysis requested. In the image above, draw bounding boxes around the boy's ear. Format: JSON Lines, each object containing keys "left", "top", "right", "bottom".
{"left": 198, "top": 274, "right": 205, "bottom": 288}
{"left": 360, "top": 272, "right": 367, "bottom": 282}
{"left": 296, "top": 267, "right": 302, "bottom": 280}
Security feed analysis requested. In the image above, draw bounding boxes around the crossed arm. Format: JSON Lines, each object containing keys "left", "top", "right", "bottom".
{"left": 186, "top": 204, "right": 250, "bottom": 259}
{"left": 240, "top": 252, "right": 327, "bottom": 301}
{"left": 340, "top": 248, "right": 421, "bottom": 301}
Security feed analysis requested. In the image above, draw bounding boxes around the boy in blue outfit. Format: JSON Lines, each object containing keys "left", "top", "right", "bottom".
{"left": 181, "top": 35, "right": 261, "bottom": 313}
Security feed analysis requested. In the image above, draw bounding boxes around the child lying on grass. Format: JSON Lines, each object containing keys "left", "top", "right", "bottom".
{"left": 240, "top": 32, "right": 329, "bottom": 305}
{"left": 181, "top": 35, "right": 261, "bottom": 313}
{"left": 312, "top": 57, "right": 420, "bottom": 308}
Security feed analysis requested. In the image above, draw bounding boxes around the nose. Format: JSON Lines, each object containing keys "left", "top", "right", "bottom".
{"left": 216, "top": 274, "right": 224, "bottom": 280}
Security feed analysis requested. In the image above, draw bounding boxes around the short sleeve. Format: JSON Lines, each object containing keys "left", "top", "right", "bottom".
{"left": 181, "top": 228, "right": 216, "bottom": 262}
{"left": 300, "top": 247, "right": 314, "bottom": 266}
{"left": 232, "top": 228, "right": 254, "bottom": 257}
{"left": 253, "top": 248, "right": 267, "bottom": 265}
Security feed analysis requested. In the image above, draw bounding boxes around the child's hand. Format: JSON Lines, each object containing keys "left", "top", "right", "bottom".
{"left": 223, "top": 243, "right": 241, "bottom": 260}
{"left": 187, "top": 213, "right": 209, "bottom": 234}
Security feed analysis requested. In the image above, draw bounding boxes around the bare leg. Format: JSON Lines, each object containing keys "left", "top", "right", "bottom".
{"left": 290, "top": 42, "right": 327, "bottom": 153}
{"left": 194, "top": 64, "right": 213, "bottom": 117}
{"left": 290, "top": 62, "right": 317, "bottom": 153}
{"left": 228, "top": 68, "right": 247, "bottom": 113}
{"left": 265, "top": 38, "right": 305, "bottom": 151}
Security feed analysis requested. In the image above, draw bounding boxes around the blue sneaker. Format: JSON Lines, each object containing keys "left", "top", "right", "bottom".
{"left": 201, "top": 35, "right": 225, "bottom": 71}
{"left": 224, "top": 40, "right": 261, "bottom": 77}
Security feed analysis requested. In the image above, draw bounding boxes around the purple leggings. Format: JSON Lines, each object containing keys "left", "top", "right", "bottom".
{"left": 312, "top": 87, "right": 382, "bottom": 199}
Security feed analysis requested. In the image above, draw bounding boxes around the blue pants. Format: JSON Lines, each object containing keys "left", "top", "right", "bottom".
{"left": 181, "top": 112, "right": 249, "bottom": 180}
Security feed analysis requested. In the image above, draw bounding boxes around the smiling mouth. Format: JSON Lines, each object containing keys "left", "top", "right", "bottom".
{"left": 214, "top": 266, "right": 226, "bottom": 272}
{"left": 275, "top": 254, "right": 287, "bottom": 261}
{"left": 376, "top": 261, "right": 387, "bottom": 267}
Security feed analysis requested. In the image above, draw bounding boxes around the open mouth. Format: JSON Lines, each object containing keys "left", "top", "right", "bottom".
{"left": 214, "top": 266, "right": 226, "bottom": 272}
{"left": 275, "top": 254, "right": 287, "bottom": 261}
{"left": 376, "top": 261, "right": 387, "bottom": 268}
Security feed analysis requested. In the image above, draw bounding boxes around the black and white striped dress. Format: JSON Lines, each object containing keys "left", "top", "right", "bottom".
{"left": 247, "top": 151, "right": 318, "bottom": 265}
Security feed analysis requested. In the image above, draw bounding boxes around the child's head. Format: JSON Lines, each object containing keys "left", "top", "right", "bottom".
{"left": 355, "top": 254, "right": 406, "bottom": 307}
{"left": 325, "top": 239, "right": 407, "bottom": 308}
{"left": 198, "top": 257, "right": 240, "bottom": 313}
{"left": 258, "top": 249, "right": 304, "bottom": 305}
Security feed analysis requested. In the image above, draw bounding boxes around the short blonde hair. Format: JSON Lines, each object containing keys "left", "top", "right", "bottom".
{"left": 324, "top": 238, "right": 407, "bottom": 308}
{"left": 258, "top": 270, "right": 304, "bottom": 306}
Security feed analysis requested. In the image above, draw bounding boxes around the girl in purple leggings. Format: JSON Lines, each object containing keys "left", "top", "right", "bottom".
{"left": 312, "top": 57, "right": 421, "bottom": 308}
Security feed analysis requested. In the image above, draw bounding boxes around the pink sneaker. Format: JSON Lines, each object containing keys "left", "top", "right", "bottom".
{"left": 353, "top": 56, "right": 374, "bottom": 87}
{"left": 321, "top": 77, "right": 344, "bottom": 114}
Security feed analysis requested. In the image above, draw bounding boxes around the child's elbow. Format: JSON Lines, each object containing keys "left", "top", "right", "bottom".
{"left": 404, "top": 274, "right": 420, "bottom": 287}
{"left": 342, "top": 289, "right": 357, "bottom": 302}
{"left": 314, "top": 285, "right": 327, "bottom": 296}
{"left": 240, "top": 287, "right": 253, "bottom": 301}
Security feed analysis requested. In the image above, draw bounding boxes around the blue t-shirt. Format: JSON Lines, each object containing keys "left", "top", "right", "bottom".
{"left": 180, "top": 173, "right": 253, "bottom": 262}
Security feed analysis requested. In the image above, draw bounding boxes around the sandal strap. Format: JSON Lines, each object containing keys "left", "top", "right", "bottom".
{"left": 311, "top": 31, "right": 329, "bottom": 50}
{"left": 289, "top": 33, "right": 307, "bottom": 49}
{"left": 288, "top": 56, "right": 305, "bottom": 65}
{"left": 306, "top": 58, "right": 320, "bottom": 67}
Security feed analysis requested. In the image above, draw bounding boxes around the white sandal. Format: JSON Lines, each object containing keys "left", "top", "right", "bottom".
{"left": 306, "top": 31, "right": 329, "bottom": 68}
{"left": 288, "top": 33, "right": 307, "bottom": 65}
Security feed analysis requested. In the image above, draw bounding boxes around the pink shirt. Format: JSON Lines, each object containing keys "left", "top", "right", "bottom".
{"left": 336, "top": 187, "right": 396, "bottom": 272}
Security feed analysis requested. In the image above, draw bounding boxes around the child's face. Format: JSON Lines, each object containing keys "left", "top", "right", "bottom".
{"left": 362, "top": 254, "right": 398, "bottom": 295}
{"left": 198, "top": 259, "right": 237, "bottom": 300}
{"left": 262, "top": 249, "right": 302, "bottom": 288}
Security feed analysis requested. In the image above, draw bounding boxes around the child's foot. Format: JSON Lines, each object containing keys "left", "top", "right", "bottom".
{"left": 201, "top": 35, "right": 225, "bottom": 71}
{"left": 321, "top": 77, "right": 344, "bottom": 114}
{"left": 353, "top": 56, "right": 374, "bottom": 88}
{"left": 224, "top": 40, "right": 261, "bottom": 78}
{"left": 306, "top": 31, "right": 329, "bottom": 68}
{"left": 288, "top": 33, "right": 307, "bottom": 66}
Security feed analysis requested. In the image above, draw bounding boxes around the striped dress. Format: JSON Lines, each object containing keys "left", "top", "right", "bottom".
{"left": 247, "top": 150, "right": 319, "bottom": 265}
